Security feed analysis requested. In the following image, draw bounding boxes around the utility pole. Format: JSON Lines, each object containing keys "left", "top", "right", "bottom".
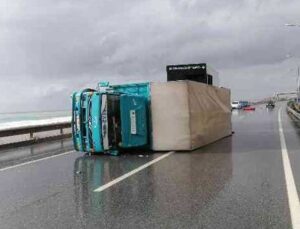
{"left": 297, "top": 66, "right": 300, "bottom": 103}
{"left": 285, "top": 23, "right": 300, "bottom": 103}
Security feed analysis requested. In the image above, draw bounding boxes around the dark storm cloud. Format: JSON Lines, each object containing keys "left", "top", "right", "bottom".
{"left": 0, "top": 0, "right": 300, "bottom": 111}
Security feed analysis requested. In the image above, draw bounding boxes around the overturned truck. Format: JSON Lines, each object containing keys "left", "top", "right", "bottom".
{"left": 72, "top": 64, "right": 232, "bottom": 155}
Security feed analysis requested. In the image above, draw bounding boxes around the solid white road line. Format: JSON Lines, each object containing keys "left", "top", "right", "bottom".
{"left": 0, "top": 150, "right": 75, "bottom": 172}
{"left": 278, "top": 108, "right": 300, "bottom": 229}
{"left": 94, "top": 151, "right": 174, "bottom": 192}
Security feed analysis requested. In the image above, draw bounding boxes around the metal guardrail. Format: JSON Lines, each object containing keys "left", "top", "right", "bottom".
{"left": 287, "top": 105, "right": 300, "bottom": 120}
{"left": 0, "top": 121, "right": 72, "bottom": 149}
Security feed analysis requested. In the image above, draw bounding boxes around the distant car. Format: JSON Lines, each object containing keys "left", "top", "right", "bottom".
{"left": 243, "top": 106, "right": 255, "bottom": 111}
{"left": 231, "top": 101, "right": 242, "bottom": 109}
{"left": 239, "top": 101, "right": 250, "bottom": 108}
{"left": 231, "top": 101, "right": 250, "bottom": 109}
{"left": 266, "top": 101, "right": 275, "bottom": 108}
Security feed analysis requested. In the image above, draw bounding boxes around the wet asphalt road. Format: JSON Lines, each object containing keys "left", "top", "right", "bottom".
{"left": 0, "top": 102, "right": 299, "bottom": 228}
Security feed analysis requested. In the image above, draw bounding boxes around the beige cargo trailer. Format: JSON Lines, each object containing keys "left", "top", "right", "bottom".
{"left": 150, "top": 81, "right": 232, "bottom": 151}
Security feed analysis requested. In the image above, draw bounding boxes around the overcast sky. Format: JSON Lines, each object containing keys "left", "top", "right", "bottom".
{"left": 0, "top": 0, "right": 300, "bottom": 112}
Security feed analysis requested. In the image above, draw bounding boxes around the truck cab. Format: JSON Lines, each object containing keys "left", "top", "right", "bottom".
{"left": 72, "top": 83, "right": 149, "bottom": 155}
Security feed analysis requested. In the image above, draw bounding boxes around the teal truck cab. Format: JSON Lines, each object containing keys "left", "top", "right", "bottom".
{"left": 72, "top": 82, "right": 150, "bottom": 155}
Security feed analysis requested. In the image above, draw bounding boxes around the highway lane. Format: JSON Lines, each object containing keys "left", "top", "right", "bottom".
{"left": 282, "top": 107, "right": 300, "bottom": 195}
{"left": 0, "top": 102, "right": 298, "bottom": 228}
{"left": 0, "top": 138, "right": 74, "bottom": 169}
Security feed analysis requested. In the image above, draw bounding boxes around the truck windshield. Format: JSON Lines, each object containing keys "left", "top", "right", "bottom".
{"left": 107, "top": 94, "right": 121, "bottom": 149}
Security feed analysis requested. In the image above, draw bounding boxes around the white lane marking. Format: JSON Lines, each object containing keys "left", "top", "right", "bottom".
{"left": 278, "top": 108, "right": 300, "bottom": 229}
{"left": 0, "top": 150, "right": 75, "bottom": 172}
{"left": 94, "top": 151, "right": 174, "bottom": 192}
